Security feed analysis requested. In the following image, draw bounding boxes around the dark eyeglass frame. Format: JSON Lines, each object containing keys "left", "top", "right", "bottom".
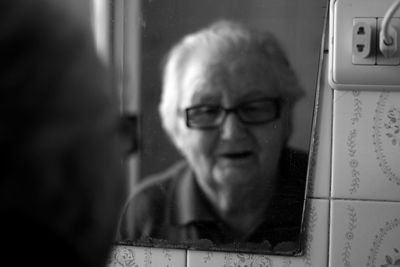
{"left": 181, "top": 97, "right": 282, "bottom": 130}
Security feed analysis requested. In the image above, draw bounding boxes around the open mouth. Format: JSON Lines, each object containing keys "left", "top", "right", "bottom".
{"left": 220, "top": 151, "right": 253, "bottom": 159}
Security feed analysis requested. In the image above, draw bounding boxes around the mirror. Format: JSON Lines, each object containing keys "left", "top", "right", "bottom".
{"left": 115, "top": 0, "right": 325, "bottom": 256}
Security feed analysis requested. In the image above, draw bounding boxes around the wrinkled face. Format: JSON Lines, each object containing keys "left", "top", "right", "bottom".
{"left": 175, "top": 48, "right": 290, "bottom": 194}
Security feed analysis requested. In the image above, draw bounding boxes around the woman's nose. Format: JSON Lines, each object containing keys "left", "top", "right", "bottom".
{"left": 220, "top": 112, "right": 247, "bottom": 140}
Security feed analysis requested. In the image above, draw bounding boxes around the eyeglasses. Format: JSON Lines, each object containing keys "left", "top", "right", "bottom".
{"left": 181, "top": 98, "right": 282, "bottom": 129}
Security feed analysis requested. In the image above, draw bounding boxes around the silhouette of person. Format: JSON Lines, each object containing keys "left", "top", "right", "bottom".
{"left": 0, "top": 0, "right": 127, "bottom": 266}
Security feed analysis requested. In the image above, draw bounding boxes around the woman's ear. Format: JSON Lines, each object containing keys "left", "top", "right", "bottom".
{"left": 168, "top": 119, "right": 186, "bottom": 156}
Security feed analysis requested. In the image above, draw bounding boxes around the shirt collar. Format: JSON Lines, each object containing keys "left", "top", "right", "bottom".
{"left": 170, "top": 165, "right": 216, "bottom": 226}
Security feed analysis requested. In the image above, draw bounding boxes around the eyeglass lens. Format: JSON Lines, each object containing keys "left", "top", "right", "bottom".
{"left": 185, "top": 98, "right": 280, "bottom": 129}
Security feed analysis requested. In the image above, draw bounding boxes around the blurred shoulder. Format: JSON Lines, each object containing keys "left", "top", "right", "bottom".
{"left": 117, "top": 160, "right": 190, "bottom": 240}
{"left": 131, "top": 160, "right": 189, "bottom": 199}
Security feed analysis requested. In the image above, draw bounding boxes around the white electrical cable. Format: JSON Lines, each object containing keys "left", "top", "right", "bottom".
{"left": 382, "top": 0, "right": 400, "bottom": 45}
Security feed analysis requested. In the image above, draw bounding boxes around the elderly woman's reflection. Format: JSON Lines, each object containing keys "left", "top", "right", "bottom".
{"left": 119, "top": 20, "right": 308, "bottom": 251}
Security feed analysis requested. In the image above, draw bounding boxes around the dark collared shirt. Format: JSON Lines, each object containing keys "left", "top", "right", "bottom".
{"left": 118, "top": 148, "right": 307, "bottom": 253}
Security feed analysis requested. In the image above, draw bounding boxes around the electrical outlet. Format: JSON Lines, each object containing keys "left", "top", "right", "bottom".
{"left": 329, "top": 0, "right": 400, "bottom": 90}
{"left": 352, "top": 18, "right": 376, "bottom": 65}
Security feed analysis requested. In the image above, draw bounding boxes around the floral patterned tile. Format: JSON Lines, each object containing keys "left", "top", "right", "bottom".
{"left": 329, "top": 199, "right": 400, "bottom": 267}
{"left": 306, "top": 56, "right": 332, "bottom": 199}
{"left": 187, "top": 198, "right": 329, "bottom": 267}
{"left": 332, "top": 90, "right": 400, "bottom": 201}
{"left": 107, "top": 246, "right": 186, "bottom": 267}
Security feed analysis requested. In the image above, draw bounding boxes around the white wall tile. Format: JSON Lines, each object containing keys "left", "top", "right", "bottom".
{"left": 187, "top": 199, "right": 329, "bottom": 267}
{"left": 107, "top": 246, "right": 186, "bottom": 267}
{"left": 330, "top": 199, "right": 400, "bottom": 267}
{"left": 332, "top": 90, "right": 400, "bottom": 201}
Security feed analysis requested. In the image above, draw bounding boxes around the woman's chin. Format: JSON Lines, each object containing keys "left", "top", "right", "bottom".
{"left": 213, "top": 163, "right": 259, "bottom": 186}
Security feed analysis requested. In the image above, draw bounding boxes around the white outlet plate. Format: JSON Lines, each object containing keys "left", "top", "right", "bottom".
{"left": 329, "top": 0, "right": 400, "bottom": 90}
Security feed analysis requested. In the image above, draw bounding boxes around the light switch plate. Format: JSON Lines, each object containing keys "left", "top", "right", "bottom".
{"left": 329, "top": 0, "right": 400, "bottom": 90}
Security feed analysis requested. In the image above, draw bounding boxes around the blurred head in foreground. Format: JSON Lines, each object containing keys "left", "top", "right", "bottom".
{"left": 0, "top": 0, "right": 126, "bottom": 266}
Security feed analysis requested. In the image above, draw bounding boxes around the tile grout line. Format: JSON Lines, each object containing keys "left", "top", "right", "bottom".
{"left": 328, "top": 69, "right": 333, "bottom": 267}
{"left": 330, "top": 197, "right": 400, "bottom": 203}
{"left": 328, "top": 79, "right": 333, "bottom": 267}
{"left": 328, "top": 5, "right": 334, "bottom": 261}
{"left": 307, "top": 196, "right": 400, "bottom": 203}
{"left": 323, "top": 2, "right": 333, "bottom": 264}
